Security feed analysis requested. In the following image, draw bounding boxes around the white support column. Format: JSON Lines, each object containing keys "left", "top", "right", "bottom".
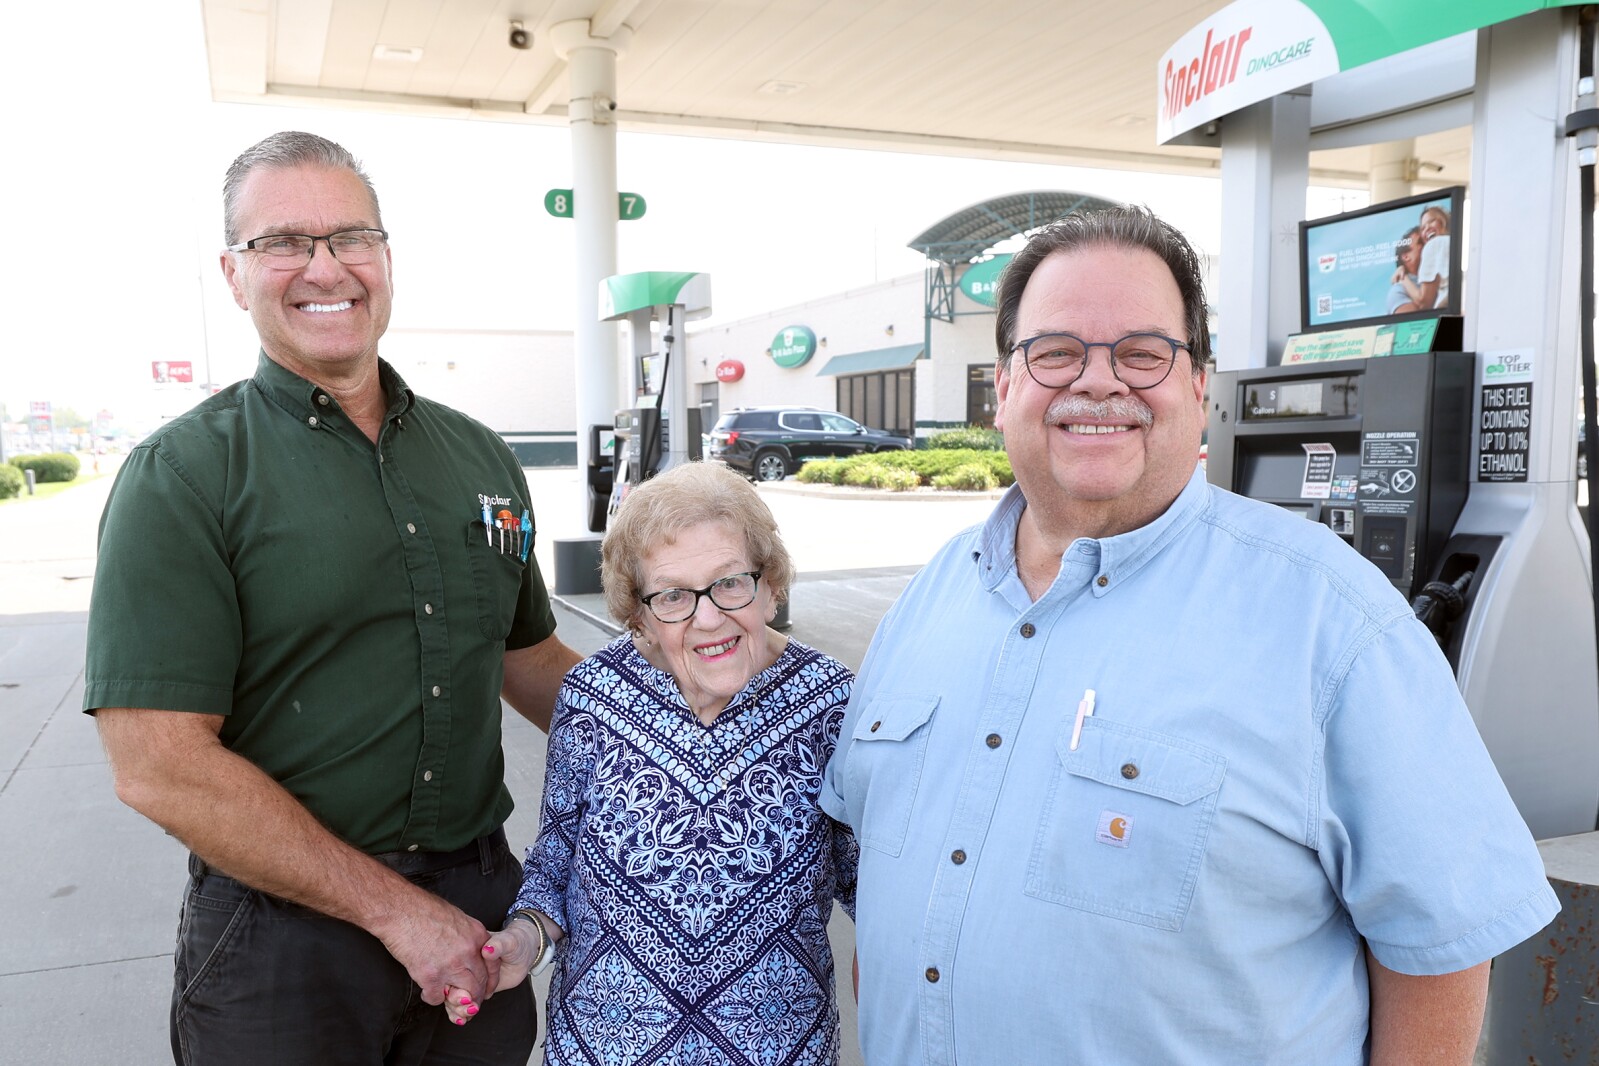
{"left": 1367, "top": 138, "right": 1417, "bottom": 202}
{"left": 1216, "top": 90, "right": 1311, "bottom": 370}
{"left": 550, "top": 20, "right": 632, "bottom": 508}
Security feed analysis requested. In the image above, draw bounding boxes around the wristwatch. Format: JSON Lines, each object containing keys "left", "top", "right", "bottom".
{"left": 510, "top": 909, "right": 558, "bottom": 976}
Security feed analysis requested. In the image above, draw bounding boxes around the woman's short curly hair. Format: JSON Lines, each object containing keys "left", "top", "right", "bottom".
{"left": 601, "top": 462, "right": 796, "bottom": 632}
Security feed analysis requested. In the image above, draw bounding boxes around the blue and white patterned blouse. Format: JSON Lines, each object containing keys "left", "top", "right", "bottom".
{"left": 515, "top": 635, "right": 859, "bottom": 1066}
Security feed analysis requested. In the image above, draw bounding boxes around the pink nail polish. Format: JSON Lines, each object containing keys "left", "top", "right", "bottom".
{"left": 484, "top": 945, "right": 496, "bottom": 955}
{"left": 454, "top": 1017, "right": 465, "bottom": 1026}
{"left": 467, "top": 1005, "right": 479, "bottom": 1016}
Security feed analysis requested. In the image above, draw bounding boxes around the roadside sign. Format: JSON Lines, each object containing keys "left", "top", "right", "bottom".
{"left": 544, "top": 189, "right": 647, "bottom": 220}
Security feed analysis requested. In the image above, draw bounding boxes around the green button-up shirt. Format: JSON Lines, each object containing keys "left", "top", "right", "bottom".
{"left": 84, "top": 354, "right": 556, "bottom": 853}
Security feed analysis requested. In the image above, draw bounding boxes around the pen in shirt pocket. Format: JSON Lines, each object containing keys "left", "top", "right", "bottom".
{"left": 520, "top": 509, "right": 532, "bottom": 562}
{"left": 1070, "top": 688, "right": 1096, "bottom": 751}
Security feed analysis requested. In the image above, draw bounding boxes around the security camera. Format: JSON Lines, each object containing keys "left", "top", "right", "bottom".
{"left": 508, "top": 20, "right": 531, "bottom": 50}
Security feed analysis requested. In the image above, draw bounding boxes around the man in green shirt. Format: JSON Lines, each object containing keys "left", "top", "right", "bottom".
{"left": 84, "top": 131, "right": 582, "bottom": 1064}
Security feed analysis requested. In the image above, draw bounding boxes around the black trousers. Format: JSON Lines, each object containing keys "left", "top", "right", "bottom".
{"left": 170, "top": 830, "right": 536, "bottom": 1066}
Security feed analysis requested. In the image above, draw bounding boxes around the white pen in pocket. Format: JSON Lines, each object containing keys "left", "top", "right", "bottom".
{"left": 1070, "top": 688, "right": 1096, "bottom": 751}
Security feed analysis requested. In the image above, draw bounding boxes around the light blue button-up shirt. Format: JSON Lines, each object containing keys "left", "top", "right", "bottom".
{"left": 821, "top": 467, "right": 1557, "bottom": 1065}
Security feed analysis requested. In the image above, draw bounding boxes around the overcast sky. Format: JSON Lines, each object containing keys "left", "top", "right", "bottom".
{"left": 2, "top": 2, "right": 1360, "bottom": 430}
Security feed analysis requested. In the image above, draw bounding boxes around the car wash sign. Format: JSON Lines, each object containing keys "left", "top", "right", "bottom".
{"left": 1158, "top": 0, "right": 1586, "bottom": 143}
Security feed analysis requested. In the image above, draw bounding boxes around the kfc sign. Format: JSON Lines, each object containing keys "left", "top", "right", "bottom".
{"left": 152, "top": 361, "right": 194, "bottom": 384}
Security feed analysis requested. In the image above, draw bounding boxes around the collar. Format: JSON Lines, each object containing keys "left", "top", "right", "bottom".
{"left": 973, "top": 465, "right": 1211, "bottom": 598}
{"left": 252, "top": 352, "right": 415, "bottom": 427}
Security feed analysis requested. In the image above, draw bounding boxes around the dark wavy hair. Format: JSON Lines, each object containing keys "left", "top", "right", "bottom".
{"left": 994, "top": 204, "right": 1209, "bottom": 376}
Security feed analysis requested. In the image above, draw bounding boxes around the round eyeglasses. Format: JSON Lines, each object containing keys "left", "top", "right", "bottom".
{"left": 1012, "top": 332, "right": 1191, "bottom": 390}
{"left": 227, "top": 229, "right": 389, "bottom": 270}
{"left": 639, "top": 571, "right": 763, "bottom": 623}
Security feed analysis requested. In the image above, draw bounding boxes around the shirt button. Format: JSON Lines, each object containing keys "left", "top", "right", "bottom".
{"left": 870, "top": 720, "right": 882, "bottom": 732}
{"left": 407, "top": 522, "right": 417, "bottom": 534}
{"left": 423, "top": 770, "right": 433, "bottom": 782}
{"left": 986, "top": 733, "right": 1002, "bottom": 748}
{"left": 424, "top": 603, "right": 434, "bottom": 615}
{"left": 432, "top": 685, "right": 442, "bottom": 697}
{"left": 1121, "top": 763, "right": 1139, "bottom": 779}
{"left": 307, "top": 415, "right": 319, "bottom": 428}
{"left": 1097, "top": 575, "right": 1109, "bottom": 587}
{"left": 317, "top": 394, "right": 330, "bottom": 406}
{"left": 406, "top": 844, "right": 418, "bottom": 852}
{"left": 925, "top": 967, "right": 940, "bottom": 983}
{"left": 951, "top": 849, "right": 966, "bottom": 865}
{"left": 1020, "top": 623, "right": 1035, "bottom": 638}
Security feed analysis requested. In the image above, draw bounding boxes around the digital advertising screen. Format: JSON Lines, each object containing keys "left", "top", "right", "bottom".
{"left": 1299, "top": 187, "right": 1464, "bottom": 333}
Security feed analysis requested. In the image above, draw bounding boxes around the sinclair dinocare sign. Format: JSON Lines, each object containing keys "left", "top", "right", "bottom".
{"left": 1157, "top": 0, "right": 1584, "bottom": 144}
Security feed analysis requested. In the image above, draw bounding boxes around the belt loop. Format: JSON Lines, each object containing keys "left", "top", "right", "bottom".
{"left": 478, "top": 833, "right": 493, "bottom": 876}
{"left": 188, "top": 852, "right": 208, "bottom": 880}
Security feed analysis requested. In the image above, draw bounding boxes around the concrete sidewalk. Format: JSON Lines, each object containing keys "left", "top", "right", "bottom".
{"left": 0, "top": 466, "right": 994, "bottom": 1065}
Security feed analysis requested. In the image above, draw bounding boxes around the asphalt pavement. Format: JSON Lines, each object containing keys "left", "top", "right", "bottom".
{"left": 0, "top": 462, "right": 998, "bottom": 1066}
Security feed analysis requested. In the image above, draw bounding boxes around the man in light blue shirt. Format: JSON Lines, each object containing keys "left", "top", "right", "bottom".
{"left": 820, "top": 205, "right": 1557, "bottom": 1065}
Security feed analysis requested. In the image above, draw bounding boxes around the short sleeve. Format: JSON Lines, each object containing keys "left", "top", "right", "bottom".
{"left": 83, "top": 444, "right": 242, "bottom": 715}
{"left": 502, "top": 460, "right": 557, "bottom": 650}
{"left": 1316, "top": 615, "right": 1557, "bottom": 975}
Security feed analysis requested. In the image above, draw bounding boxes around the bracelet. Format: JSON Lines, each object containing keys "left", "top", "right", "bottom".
{"left": 510, "top": 908, "right": 558, "bottom": 976}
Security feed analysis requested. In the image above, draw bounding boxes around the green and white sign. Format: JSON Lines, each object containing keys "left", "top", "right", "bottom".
{"left": 544, "top": 189, "right": 648, "bottom": 220}
{"left": 1282, "top": 318, "right": 1440, "bottom": 363}
{"left": 1158, "top": 0, "right": 1585, "bottom": 143}
{"left": 770, "top": 326, "right": 817, "bottom": 369}
{"left": 959, "top": 254, "right": 1014, "bottom": 308}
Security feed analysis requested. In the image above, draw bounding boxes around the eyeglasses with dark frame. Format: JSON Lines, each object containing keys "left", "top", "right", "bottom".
{"left": 1012, "top": 332, "right": 1191, "bottom": 390}
{"left": 226, "top": 229, "right": 390, "bottom": 269}
{"left": 639, "top": 571, "right": 763, "bottom": 623}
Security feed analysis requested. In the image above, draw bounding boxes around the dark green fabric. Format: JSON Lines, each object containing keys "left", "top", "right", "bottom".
{"left": 84, "top": 354, "right": 556, "bottom": 853}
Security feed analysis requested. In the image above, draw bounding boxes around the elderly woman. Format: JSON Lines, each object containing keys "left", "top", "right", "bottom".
{"left": 447, "top": 461, "right": 858, "bottom": 1066}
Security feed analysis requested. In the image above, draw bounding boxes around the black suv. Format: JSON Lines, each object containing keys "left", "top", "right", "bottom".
{"left": 709, "top": 406, "right": 914, "bottom": 481}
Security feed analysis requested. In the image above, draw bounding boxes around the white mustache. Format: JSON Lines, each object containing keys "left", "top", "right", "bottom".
{"left": 1045, "top": 395, "right": 1154, "bottom": 430}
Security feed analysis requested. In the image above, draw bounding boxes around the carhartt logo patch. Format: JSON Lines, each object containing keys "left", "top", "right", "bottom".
{"left": 1096, "top": 810, "right": 1132, "bottom": 848}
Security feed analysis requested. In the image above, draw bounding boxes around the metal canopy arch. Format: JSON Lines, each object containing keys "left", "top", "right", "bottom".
{"left": 905, "top": 190, "right": 1125, "bottom": 265}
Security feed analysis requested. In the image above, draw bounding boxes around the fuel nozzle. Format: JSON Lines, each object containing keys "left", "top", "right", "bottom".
{"left": 1412, "top": 570, "right": 1475, "bottom": 638}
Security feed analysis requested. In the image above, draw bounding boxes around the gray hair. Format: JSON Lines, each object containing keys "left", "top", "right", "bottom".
{"left": 994, "top": 204, "right": 1209, "bottom": 375}
{"left": 223, "top": 131, "right": 382, "bottom": 244}
{"left": 601, "top": 462, "right": 796, "bottom": 632}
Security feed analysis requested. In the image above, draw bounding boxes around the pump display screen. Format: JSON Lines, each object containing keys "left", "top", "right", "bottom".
{"left": 1241, "top": 376, "right": 1361, "bottom": 420}
{"left": 1299, "top": 186, "right": 1464, "bottom": 332}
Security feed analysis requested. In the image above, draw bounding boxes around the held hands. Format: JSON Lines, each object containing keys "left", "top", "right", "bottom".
{"left": 443, "top": 919, "right": 542, "bottom": 1026}
{"left": 376, "top": 892, "right": 499, "bottom": 1008}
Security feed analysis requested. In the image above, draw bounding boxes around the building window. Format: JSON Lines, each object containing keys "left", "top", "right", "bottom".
{"left": 967, "top": 364, "right": 996, "bottom": 428}
{"left": 836, "top": 369, "right": 915, "bottom": 437}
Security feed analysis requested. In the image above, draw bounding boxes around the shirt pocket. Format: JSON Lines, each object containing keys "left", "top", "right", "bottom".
{"left": 843, "top": 694, "right": 940, "bottom": 857}
{"left": 1024, "top": 718, "right": 1225, "bottom": 931}
{"left": 465, "top": 520, "right": 527, "bottom": 641}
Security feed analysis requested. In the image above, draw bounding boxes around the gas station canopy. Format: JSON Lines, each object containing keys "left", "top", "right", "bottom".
{"left": 197, "top": 0, "right": 1469, "bottom": 188}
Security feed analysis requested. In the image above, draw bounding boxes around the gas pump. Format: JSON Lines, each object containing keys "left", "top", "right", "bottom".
{"left": 597, "top": 271, "right": 712, "bottom": 523}
{"left": 1174, "top": 7, "right": 1599, "bottom": 843}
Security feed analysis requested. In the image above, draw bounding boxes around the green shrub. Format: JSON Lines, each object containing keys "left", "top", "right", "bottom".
{"left": 799, "top": 447, "right": 1010, "bottom": 489}
{"left": 11, "top": 452, "right": 79, "bottom": 484}
{"left": 927, "top": 425, "right": 1004, "bottom": 451}
{"left": 841, "top": 462, "right": 921, "bottom": 491}
{"left": 795, "top": 459, "right": 848, "bottom": 485}
{"left": 932, "top": 462, "right": 1000, "bottom": 491}
{"left": 0, "top": 464, "right": 22, "bottom": 500}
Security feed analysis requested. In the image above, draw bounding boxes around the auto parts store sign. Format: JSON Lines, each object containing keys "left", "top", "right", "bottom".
{"left": 960, "top": 255, "right": 1013, "bottom": 308}
{"left": 1156, "top": 0, "right": 1585, "bottom": 144}
{"left": 770, "top": 326, "right": 816, "bottom": 369}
